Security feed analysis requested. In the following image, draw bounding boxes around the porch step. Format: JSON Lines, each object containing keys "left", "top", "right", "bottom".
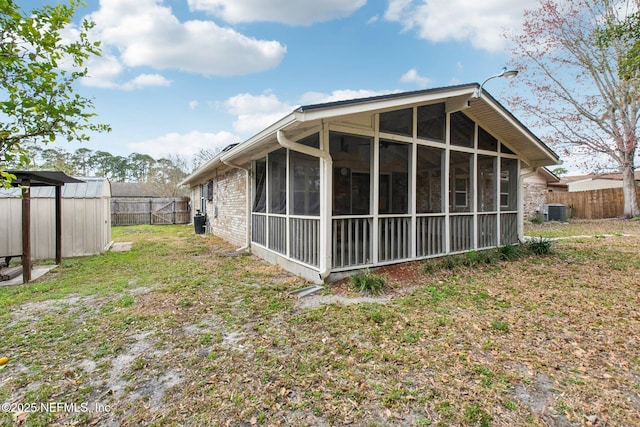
{"left": 288, "top": 285, "right": 324, "bottom": 298}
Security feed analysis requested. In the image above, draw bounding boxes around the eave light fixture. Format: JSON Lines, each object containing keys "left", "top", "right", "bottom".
{"left": 473, "top": 66, "right": 519, "bottom": 98}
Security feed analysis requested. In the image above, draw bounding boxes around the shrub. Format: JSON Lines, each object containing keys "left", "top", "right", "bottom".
{"left": 526, "top": 237, "right": 553, "bottom": 255}
{"left": 497, "top": 244, "right": 521, "bottom": 261}
{"left": 529, "top": 216, "right": 544, "bottom": 224}
{"left": 349, "top": 270, "right": 386, "bottom": 295}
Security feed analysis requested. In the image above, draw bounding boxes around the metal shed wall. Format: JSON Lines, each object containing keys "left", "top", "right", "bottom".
{"left": 0, "top": 178, "right": 112, "bottom": 260}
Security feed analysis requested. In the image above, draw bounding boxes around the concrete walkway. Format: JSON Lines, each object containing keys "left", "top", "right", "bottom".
{"left": 0, "top": 265, "right": 58, "bottom": 287}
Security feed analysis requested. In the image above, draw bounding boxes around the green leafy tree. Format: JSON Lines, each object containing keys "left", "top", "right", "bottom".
{"left": 508, "top": 0, "right": 640, "bottom": 217}
{"left": 73, "top": 147, "right": 93, "bottom": 176}
{"left": 0, "top": 0, "right": 109, "bottom": 187}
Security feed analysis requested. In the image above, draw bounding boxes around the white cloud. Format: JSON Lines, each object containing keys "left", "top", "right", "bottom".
{"left": 223, "top": 89, "right": 400, "bottom": 137}
{"left": 299, "top": 89, "right": 396, "bottom": 105}
{"left": 187, "top": 0, "right": 366, "bottom": 25}
{"left": 384, "top": 0, "right": 537, "bottom": 52}
{"left": 189, "top": 100, "right": 200, "bottom": 110}
{"left": 83, "top": 0, "right": 286, "bottom": 88}
{"left": 82, "top": 51, "right": 172, "bottom": 90}
{"left": 128, "top": 130, "right": 240, "bottom": 159}
{"left": 400, "top": 68, "right": 432, "bottom": 87}
{"left": 367, "top": 15, "right": 379, "bottom": 24}
{"left": 224, "top": 92, "right": 295, "bottom": 135}
{"left": 121, "top": 74, "right": 172, "bottom": 91}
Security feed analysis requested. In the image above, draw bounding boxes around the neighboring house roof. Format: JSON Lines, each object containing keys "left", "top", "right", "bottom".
{"left": 181, "top": 84, "right": 560, "bottom": 186}
{"left": 110, "top": 182, "right": 164, "bottom": 198}
{"left": 537, "top": 167, "right": 561, "bottom": 183}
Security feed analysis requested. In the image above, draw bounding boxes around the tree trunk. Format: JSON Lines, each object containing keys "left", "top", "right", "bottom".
{"left": 621, "top": 164, "right": 640, "bottom": 218}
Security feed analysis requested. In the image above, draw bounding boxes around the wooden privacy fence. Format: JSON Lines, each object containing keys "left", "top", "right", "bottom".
{"left": 111, "top": 197, "right": 191, "bottom": 225}
{"left": 545, "top": 187, "right": 640, "bottom": 219}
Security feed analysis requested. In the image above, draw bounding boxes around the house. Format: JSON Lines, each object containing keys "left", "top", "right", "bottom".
{"left": 522, "top": 167, "right": 562, "bottom": 219}
{"left": 564, "top": 171, "right": 640, "bottom": 192}
{"left": 180, "top": 85, "right": 560, "bottom": 283}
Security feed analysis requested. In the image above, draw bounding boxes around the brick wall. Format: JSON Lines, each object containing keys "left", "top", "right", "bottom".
{"left": 523, "top": 181, "right": 547, "bottom": 220}
{"left": 203, "top": 166, "right": 248, "bottom": 248}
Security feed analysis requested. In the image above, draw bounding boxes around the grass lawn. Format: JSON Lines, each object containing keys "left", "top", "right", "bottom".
{"left": 1, "top": 220, "right": 639, "bottom": 426}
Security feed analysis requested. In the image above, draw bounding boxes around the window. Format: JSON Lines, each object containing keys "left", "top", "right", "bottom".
{"left": 298, "top": 132, "right": 320, "bottom": 149}
{"left": 268, "top": 148, "right": 287, "bottom": 214}
{"left": 477, "top": 155, "right": 496, "bottom": 212}
{"left": 478, "top": 126, "right": 497, "bottom": 151}
{"left": 207, "top": 180, "right": 214, "bottom": 201}
{"left": 417, "top": 103, "right": 445, "bottom": 142}
{"left": 290, "top": 151, "right": 320, "bottom": 216}
{"left": 416, "top": 145, "right": 444, "bottom": 213}
{"left": 379, "top": 140, "right": 410, "bottom": 214}
{"left": 450, "top": 112, "right": 475, "bottom": 148}
{"left": 252, "top": 159, "right": 266, "bottom": 213}
{"left": 330, "top": 132, "right": 372, "bottom": 215}
{"left": 500, "top": 158, "right": 518, "bottom": 210}
{"left": 501, "top": 143, "right": 515, "bottom": 155}
{"left": 449, "top": 151, "right": 473, "bottom": 212}
{"left": 379, "top": 108, "right": 413, "bottom": 137}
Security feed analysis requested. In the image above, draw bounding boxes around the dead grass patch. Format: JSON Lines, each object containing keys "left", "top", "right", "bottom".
{"left": 1, "top": 221, "right": 638, "bottom": 426}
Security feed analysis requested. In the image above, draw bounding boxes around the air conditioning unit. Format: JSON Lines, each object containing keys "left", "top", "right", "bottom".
{"left": 543, "top": 203, "right": 567, "bottom": 222}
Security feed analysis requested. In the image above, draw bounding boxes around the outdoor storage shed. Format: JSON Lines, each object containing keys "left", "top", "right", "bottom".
{"left": 0, "top": 177, "right": 112, "bottom": 260}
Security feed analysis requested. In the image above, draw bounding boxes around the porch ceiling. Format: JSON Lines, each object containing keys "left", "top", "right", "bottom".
{"left": 465, "top": 95, "right": 559, "bottom": 168}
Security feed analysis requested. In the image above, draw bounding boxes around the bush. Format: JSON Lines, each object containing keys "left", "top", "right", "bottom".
{"left": 529, "top": 215, "right": 544, "bottom": 224}
{"left": 526, "top": 237, "right": 554, "bottom": 255}
{"left": 349, "top": 270, "right": 387, "bottom": 295}
{"left": 497, "top": 244, "right": 521, "bottom": 261}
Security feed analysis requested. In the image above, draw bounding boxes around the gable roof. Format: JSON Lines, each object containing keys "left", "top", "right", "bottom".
{"left": 110, "top": 182, "right": 164, "bottom": 198}
{"left": 181, "top": 84, "right": 560, "bottom": 186}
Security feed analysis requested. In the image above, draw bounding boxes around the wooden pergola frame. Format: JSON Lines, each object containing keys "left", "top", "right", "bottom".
{"left": 6, "top": 171, "right": 84, "bottom": 283}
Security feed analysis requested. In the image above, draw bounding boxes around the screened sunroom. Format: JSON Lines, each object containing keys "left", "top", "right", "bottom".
{"left": 181, "top": 85, "right": 559, "bottom": 283}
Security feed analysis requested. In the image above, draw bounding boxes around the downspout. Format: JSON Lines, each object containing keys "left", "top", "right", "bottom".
{"left": 518, "top": 166, "right": 539, "bottom": 242}
{"left": 222, "top": 159, "right": 251, "bottom": 253}
{"left": 277, "top": 130, "right": 333, "bottom": 280}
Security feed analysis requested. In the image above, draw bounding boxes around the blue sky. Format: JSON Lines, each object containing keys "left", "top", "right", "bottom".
{"left": 41, "top": 0, "right": 542, "bottom": 163}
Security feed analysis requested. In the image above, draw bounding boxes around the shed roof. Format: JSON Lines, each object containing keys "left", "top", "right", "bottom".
{"left": 181, "top": 84, "right": 560, "bottom": 186}
{"left": 6, "top": 170, "right": 84, "bottom": 187}
{"left": 110, "top": 182, "right": 164, "bottom": 198}
{"left": 0, "top": 177, "right": 110, "bottom": 198}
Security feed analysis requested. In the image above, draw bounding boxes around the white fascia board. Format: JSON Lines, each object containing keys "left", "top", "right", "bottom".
{"left": 179, "top": 158, "right": 222, "bottom": 187}
{"left": 220, "top": 113, "right": 297, "bottom": 163}
{"left": 480, "top": 94, "right": 560, "bottom": 166}
{"left": 295, "top": 87, "right": 475, "bottom": 122}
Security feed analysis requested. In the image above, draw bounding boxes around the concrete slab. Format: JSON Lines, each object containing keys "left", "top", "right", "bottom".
{"left": 111, "top": 242, "right": 133, "bottom": 252}
{"left": 0, "top": 265, "right": 58, "bottom": 287}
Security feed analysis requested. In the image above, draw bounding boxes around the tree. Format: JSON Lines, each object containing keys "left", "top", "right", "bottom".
{"left": 508, "top": 0, "right": 640, "bottom": 217}
{"left": 1, "top": 0, "right": 109, "bottom": 187}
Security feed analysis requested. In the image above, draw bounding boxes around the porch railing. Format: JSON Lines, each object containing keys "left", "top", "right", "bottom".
{"left": 251, "top": 214, "right": 266, "bottom": 246}
{"left": 332, "top": 217, "right": 372, "bottom": 269}
{"left": 378, "top": 216, "right": 411, "bottom": 262}
{"left": 500, "top": 213, "right": 518, "bottom": 245}
{"left": 477, "top": 213, "right": 497, "bottom": 248}
{"left": 268, "top": 215, "right": 287, "bottom": 254}
{"left": 290, "top": 217, "right": 320, "bottom": 267}
{"left": 416, "top": 215, "right": 446, "bottom": 257}
{"left": 450, "top": 215, "right": 473, "bottom": 252}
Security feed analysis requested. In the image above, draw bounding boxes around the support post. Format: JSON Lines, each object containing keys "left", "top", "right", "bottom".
{"left": 55, "top": 185, "right": 62, "bottom": 265}
{"left": 21, "top": 180, "right": 31, "bottom": 283}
